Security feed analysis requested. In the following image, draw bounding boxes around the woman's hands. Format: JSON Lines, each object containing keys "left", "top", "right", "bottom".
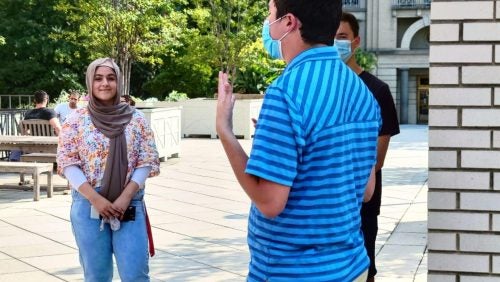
{"left": 92, "top": 195, "right": 122, "bottom": 219}
{"left": 112, "top": 180, "right": 140, "bottom": 220}
{"left": 79, "top": 181, "right": 139, "bottom": 220}
{"left": 79, "top": 182, "right": 122, "bottom": 219}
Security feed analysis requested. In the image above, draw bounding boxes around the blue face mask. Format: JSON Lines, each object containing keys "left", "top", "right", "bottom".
{"left": 262, "top": 18, "right": 290, "bottom": 60}
{"left": 334, "top": 39, "right": 354, "bottom": 62}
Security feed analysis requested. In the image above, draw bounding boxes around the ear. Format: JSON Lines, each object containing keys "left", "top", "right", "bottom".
{"left": 352, "top": 36, "right": 361, "bottom": 50}
{"left": 284, "top": 13, "right": 300, "bottom": 32}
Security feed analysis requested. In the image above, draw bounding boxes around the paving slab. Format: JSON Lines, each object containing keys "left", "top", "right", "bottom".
{"left": 0, "top": 124, "right": 428, "bottom": 281}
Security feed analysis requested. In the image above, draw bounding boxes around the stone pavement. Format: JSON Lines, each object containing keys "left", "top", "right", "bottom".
{"left": 0, "top": 124, "right": 428, "bottom": 282}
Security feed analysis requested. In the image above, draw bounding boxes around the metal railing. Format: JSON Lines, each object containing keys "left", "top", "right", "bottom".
{"left": 0, "top": 109, "right": 27, "bottom": 159}
{"left": 0, "top": 95, "right": 32, "bottom": 109}
{"left": 343, "top": 0, "right": 366, "bottom": 9}
{"left": 392, "top": 0, "right": 431, "bottom": 9}
{"left": 0, "top": 110, "right": 27, "bottom": 136}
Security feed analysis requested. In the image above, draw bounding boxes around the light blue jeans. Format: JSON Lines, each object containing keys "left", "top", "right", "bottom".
{"left": 71, "top": 188, "right": 149, "bottom": 282}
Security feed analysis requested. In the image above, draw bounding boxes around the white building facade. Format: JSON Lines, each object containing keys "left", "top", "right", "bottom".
{"left": 344, "top": 0, "right": 431, "bottom": 124}
{"left": 428, "top": 0, "right": 500, "bottom": 280}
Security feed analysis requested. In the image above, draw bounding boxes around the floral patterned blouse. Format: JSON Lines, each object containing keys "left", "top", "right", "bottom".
{"left": 57, "top": 107, "right": 160, "bottom": 189}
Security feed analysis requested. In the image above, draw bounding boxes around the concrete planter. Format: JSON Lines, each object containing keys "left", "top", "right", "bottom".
{"left": 178, "top": 97, "right": 263, "bottom": 139}
{"left": 137, "top": 95, "right": 264, "bottom": 139}
{"left": 138, "top": 106, "right": 182, "bottom": 161}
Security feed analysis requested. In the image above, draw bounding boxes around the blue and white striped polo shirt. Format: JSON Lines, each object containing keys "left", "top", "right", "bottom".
{"left": 245, "top": 46, "right": 381, "bottom": 281}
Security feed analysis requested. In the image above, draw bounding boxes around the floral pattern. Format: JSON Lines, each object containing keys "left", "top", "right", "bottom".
{"left": 57, "top": 107, "right": 160, "bottom": 188}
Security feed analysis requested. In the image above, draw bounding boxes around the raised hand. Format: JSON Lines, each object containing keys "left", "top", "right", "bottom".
{"left": 216, "top": 71, "right": 236, "bottom": 138}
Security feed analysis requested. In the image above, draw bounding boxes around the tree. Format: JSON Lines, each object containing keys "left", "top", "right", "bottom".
{"left": 0, "top": 0, "right": 85, "bottom": 96}
{"left": 190, "top": 0, "right": 266, "bottom": 83}
{"left": 53, "top": 0, "right": 185, "bottom": 96}
{"left": 142, "top": 0, "right": 268, "bottom": 98}
{"left": 233, "top": 38, "right": 285, "bottom": 94}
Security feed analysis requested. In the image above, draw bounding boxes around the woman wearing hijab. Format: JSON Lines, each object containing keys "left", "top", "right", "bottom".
{"left": 57, "top": 58, "right": 160, "bottom": 281}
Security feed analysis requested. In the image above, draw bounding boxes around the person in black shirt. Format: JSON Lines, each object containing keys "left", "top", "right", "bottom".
{"left": 9, "top": 90, "right": 61, "bottom": 161}
{"left": 335, "top": 12, "right": 400, "bottom": 282}
{"left": 23, "top": 90, "right": 61, "bottom": 135}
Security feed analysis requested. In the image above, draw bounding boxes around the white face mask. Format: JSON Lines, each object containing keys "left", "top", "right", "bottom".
{"left": 334, "top": 39, "right": 354, "bottom": 62}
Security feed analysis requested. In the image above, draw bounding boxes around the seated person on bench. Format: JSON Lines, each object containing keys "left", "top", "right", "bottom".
{"left": 10, "top": 90, "right": 61, "bottom": 161}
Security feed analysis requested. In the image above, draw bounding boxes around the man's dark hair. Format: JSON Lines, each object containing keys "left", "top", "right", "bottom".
{"left": 69, "top": 90, "right": 81, "bottom": 98}
{"left": 341, "top": 12, "right": 359, "bottom": 37}
{"left": 274, "top": 0, "right": 342, "bottom": 46}
{"left": 122, "top": 95, "right": 136, "bottom": 106}
{"left": 33, "top": 90, "right": 49, "bottom": 104}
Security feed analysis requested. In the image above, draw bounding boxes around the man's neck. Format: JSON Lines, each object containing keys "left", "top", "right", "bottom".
{"left": 285, "top": 43, "right": 327, "bottom": 64}
{"left": 34, "top": 104, "right": 45, "bottom": 109}
{"left": 347, "top": 59, "right": 363, "bottom": 75}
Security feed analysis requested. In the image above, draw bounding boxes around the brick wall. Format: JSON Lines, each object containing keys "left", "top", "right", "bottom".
{"left": 428, "top": 1, "right": 500, "bottom": 280}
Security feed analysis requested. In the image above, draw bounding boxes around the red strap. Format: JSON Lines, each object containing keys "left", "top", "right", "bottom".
{"left": 144, "top": 204, "right": 155, "bottom": 257}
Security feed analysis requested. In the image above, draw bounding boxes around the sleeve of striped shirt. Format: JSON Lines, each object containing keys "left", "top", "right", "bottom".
{"left": 245, "top": 87, "right": 300, "bottom": 187}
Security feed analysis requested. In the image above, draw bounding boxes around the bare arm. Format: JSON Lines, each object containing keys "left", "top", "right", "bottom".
{"left": 49, "top": 117, "right": 62, "bottom": 136}
{"left": 375, "top": 135, "right": 391, "bottom": 171}
{"left": 216, "top": 71, "right": 290, "bottom": 218}
{"left": 363, "top": 166, "right": 375, "bottom": 202}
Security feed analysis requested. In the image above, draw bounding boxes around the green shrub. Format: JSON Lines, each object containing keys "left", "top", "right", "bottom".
{"left": 355, "top": 48, "right": 378, "bottom": 72}
{"left": 233, "top": 39, "right": 285, "bottom": 94}
{"left": 165, "top": 90, "right": 188, "bottom": 102}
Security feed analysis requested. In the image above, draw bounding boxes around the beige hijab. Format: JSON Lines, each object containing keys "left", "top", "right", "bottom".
{"left": 86, "top": 58, "right": 134, "bottom": 202}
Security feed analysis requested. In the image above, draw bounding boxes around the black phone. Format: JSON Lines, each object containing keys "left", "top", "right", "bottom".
{"left": 122, "top": 206, "right": 136, "bottom": 222}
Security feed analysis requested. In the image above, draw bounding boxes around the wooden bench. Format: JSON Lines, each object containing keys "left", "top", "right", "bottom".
{"left": 0, "top": 161, "right": 53, "bottom": 201}
{"left": 20, "top": 153, "right": 71, "bottom": 191}
{"left": 20, "top": 152, "right": 57, "bottom": 163}
{"left": 17, "top": 119, "right": 57, "bottom": 184}
{"left": 19, "top": 153, "right": 57, "bottom": 185}
{"left": 20, "top": 119, "right": 57, "bottom": 136}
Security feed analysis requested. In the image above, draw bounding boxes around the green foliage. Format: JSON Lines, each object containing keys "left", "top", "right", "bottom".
{"left": 142, "top": 49, "right": 214, "bottom": 99}
{"left": 0, "top": 0, "right": 86, "bottom": 95}
{"left": 144, "top": 0, "right": 268, "bottom": 97}
{"left": 143, "top": 97, "right": 159, "bottom": 102}
{"left": 165, "top": 90, "right": 189, "bottom": 102}
{"left": 355, "top": 48, "right": 378, "bottom": 72}
{"left": 233, "top": 39, "right": 285, "bottom": 94}
{"left": 0, "top": 0, "right": 283, "bottom": 99}
{"left": 186, "top": 0, "right": 267, "bottom": 86}
{"left": 53, "top": 0, "right": 186, "bottom": 96}
{"left": 143, "top": 24, "right": 219, "bottom": 98}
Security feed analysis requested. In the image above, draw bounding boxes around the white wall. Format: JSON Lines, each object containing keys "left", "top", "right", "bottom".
{"left": 428, "top": 0, "right": 500, "bottom": 280}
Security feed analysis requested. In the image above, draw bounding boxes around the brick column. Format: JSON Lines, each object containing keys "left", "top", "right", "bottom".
{"left": 428, "top": 1, "right": 500, "bottom": 280}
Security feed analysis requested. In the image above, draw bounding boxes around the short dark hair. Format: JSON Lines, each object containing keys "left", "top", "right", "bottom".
{"left": 274, "top": 0, "right": 342, "bottom": 46}
{"left": 341, "top": 12, "right": 359, "bottom": 37}
{"left": 68, "top": 90, "right": 80, "bottom": 98}
{"left": 33, "top": 90, "right": 49, "bottom": 104}
{"left": 122, "top": 95, "right": 136, "bottom": 106}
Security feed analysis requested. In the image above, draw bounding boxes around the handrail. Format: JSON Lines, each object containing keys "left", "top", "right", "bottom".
{"left": 0, "top": 109, "right": 27, "bottom": 136}
{"left": 0, "top": 95, "right": 32, "bottom": 109}
{"left": 343, "top": 0, "right": 365, "bottom": 9}
{"left": 392, "top": 0, "right": 431, "bottom": 9}
{"left": 0, "top": 109, "right": 27, "bottom": 160}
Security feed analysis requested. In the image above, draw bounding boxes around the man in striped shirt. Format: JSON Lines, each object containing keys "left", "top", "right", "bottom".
{"left": 216, "top": 0, "right": 381, "bottom": 281}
